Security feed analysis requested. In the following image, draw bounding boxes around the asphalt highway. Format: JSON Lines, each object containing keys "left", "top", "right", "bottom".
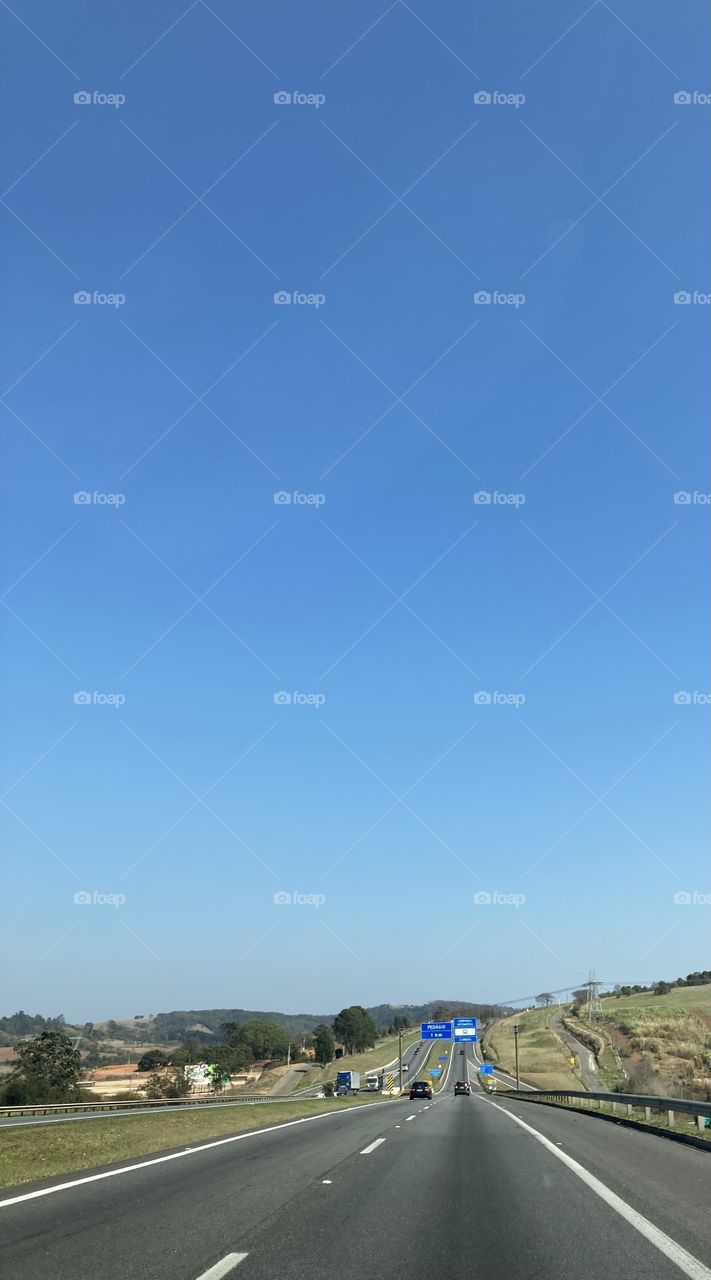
{"left": 1, "top": 1043, "right": 709, "bottom": 1280}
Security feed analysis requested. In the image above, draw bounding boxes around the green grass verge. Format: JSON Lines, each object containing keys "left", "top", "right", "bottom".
{"left": 484, "top": 1008, "right": 583, "bottom": 1091}
{"left": 0, "top": 1096, "right": 389, "bottom": 1190}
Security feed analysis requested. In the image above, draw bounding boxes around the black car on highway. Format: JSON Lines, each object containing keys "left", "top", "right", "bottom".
{"left": 409, "top": 1080, "right": 432, "bottom": 1100}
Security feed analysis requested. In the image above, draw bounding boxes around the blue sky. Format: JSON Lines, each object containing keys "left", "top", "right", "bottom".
{"left": 1, "top": 1, "right": 708, "bottom": 1021}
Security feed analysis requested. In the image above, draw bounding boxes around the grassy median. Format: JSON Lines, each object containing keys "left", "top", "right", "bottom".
{"left": 0, "top": 1095, "right": 391, "bottom": 1190}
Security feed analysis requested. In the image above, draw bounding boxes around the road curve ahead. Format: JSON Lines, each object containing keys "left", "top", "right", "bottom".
{"left": 1, "top": 1084, "right": 710, "bottom": 1280}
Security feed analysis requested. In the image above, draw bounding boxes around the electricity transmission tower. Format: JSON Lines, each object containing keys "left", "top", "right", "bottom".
{"left": 584, "top": 971, "right": 603, "bottom": 1021}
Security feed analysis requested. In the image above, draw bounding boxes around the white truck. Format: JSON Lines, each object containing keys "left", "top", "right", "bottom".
{"left": 365, "top": 1073, "right": 380, "bottom": 1091}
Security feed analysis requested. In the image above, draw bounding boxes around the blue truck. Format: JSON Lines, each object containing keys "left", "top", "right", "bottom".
{"left": 335, "top": 1070, "right": 361, "bottom": 1095}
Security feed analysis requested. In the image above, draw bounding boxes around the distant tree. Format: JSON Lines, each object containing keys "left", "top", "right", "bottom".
{"left": 145, "top": 1066, "right": 191, "bottom": 1099}
{"left": 313, "top": 1024, "right": 335, "bottom": 1065}
{"left": 2, "top": 1031, "right": 82, "bottom": 1104}
{"left": 137, "top": 1050, "right": 169, "bottom": 1072}
{"left": 572, "top": 989, "right": 589, "bottom": 1006}
{"left": 332, "top": 1007, "right": 376, "bottom": 1054}
{"left": 237, "top": 1020, "right": 289, "bottom": 1061}
{"left": 536, "top": 993, "right": 554, "bottom": 1007}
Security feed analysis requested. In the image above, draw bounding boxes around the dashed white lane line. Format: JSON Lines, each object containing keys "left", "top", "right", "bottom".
{"left": 405, "top": 1114, "right": 416, "bottom": 1122}
{"left": 360, "top": 1138, "right": 386, "bottom": 1155}
{"left": 487, "top": 1100, "right": 711, "bottom": 1280}
{"left": 196, "top": 1253, "right": 248, "bottom": 1279}
{"left": 0, "top": 1102, "right": 394, "bottom": 1208}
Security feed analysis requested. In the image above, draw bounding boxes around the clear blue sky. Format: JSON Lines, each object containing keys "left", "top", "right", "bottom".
{"left": 1, "top": 1, "right": 708, "bottom": 1022}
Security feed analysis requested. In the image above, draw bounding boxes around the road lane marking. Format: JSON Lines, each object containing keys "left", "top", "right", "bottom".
{"left": 196, "top": 1254, "right": 248, "bottom": 1279}
{"left": 360, "top": 1138, "right": 386, "bottom": 1154}
{"left": 488, "top": 1101, "right": 711, "bottom": 1280}
{"left": 405, "top": 1114, "right": 416, "bottom": 1121}
{"left": 0, "top": 1101, "right": 394, "bottom": 1208}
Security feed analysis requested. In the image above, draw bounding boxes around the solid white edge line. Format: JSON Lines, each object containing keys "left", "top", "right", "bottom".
{"left": 196, "top": 1253, "right": 249, "bottom": 1279}
{"left": 487, "top": 1099, "right": 711, "bottom": 1280}
{"left": 360, "top": 1138, "right": 386, "bottom": 1155}
{"left": 0, "top": 1100, "right": 394, "bottom": 1208}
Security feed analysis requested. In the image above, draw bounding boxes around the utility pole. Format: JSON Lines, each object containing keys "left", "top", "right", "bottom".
{"left": 398, "top": 1028, "right": 403, "bottom": 1094}
{"left": 513, "top": 1024, "right": 521, "bottom": 1091}
{"left": 287, "top": 1042, "right": 291, "bottom": 1068}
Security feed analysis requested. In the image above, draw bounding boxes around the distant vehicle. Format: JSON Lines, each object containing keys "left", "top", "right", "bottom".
{"left": 454, "top": 1080, "right": 470, "bottom": 1096}
{"left": 365, "top": 1073, "right": 380, "bottom": 1092}
{"left": 409, "top": 1080, "right": 432, "bottom": 1100}
{"left": 402, "top": 1063, "right": 409, "bottom": 1071}
{"left": 336, "top": 1070, "right": 360, "bottom": 1095}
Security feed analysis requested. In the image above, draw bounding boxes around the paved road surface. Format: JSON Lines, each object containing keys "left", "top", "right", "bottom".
{"left": 1, "top": 1044, "right": 709, "bottom": 1280}
{"left": 550, "top": 1011, "right": 600, "bottom": 1089}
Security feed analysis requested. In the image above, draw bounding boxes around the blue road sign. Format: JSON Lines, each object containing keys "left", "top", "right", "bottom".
{"left": 479, "top": 1063, "right": 494, "bottom": 1075}
{"left": 438, "top": 1055, "right": 448, "bottom": 1061}
{"left": 421, "top": 1021, "right": 452, "bottom": 1039}
{"left": 453, "top": 1017, "right": 478, "bottom": 1043}
{"left": 430, "top": 1067, "right": 441, "bottom": 1077}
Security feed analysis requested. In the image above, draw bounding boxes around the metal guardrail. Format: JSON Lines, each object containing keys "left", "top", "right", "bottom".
{"left": 0, "top": 1094, "right": 292, "bottom": 1118}
{"left": 504, "top": 1087, "right": 711, "bottom": 1133}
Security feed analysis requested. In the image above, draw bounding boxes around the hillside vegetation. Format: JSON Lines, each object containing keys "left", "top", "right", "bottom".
{"left": 599, "top": 984, "right": 711, "bottom": 1098}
